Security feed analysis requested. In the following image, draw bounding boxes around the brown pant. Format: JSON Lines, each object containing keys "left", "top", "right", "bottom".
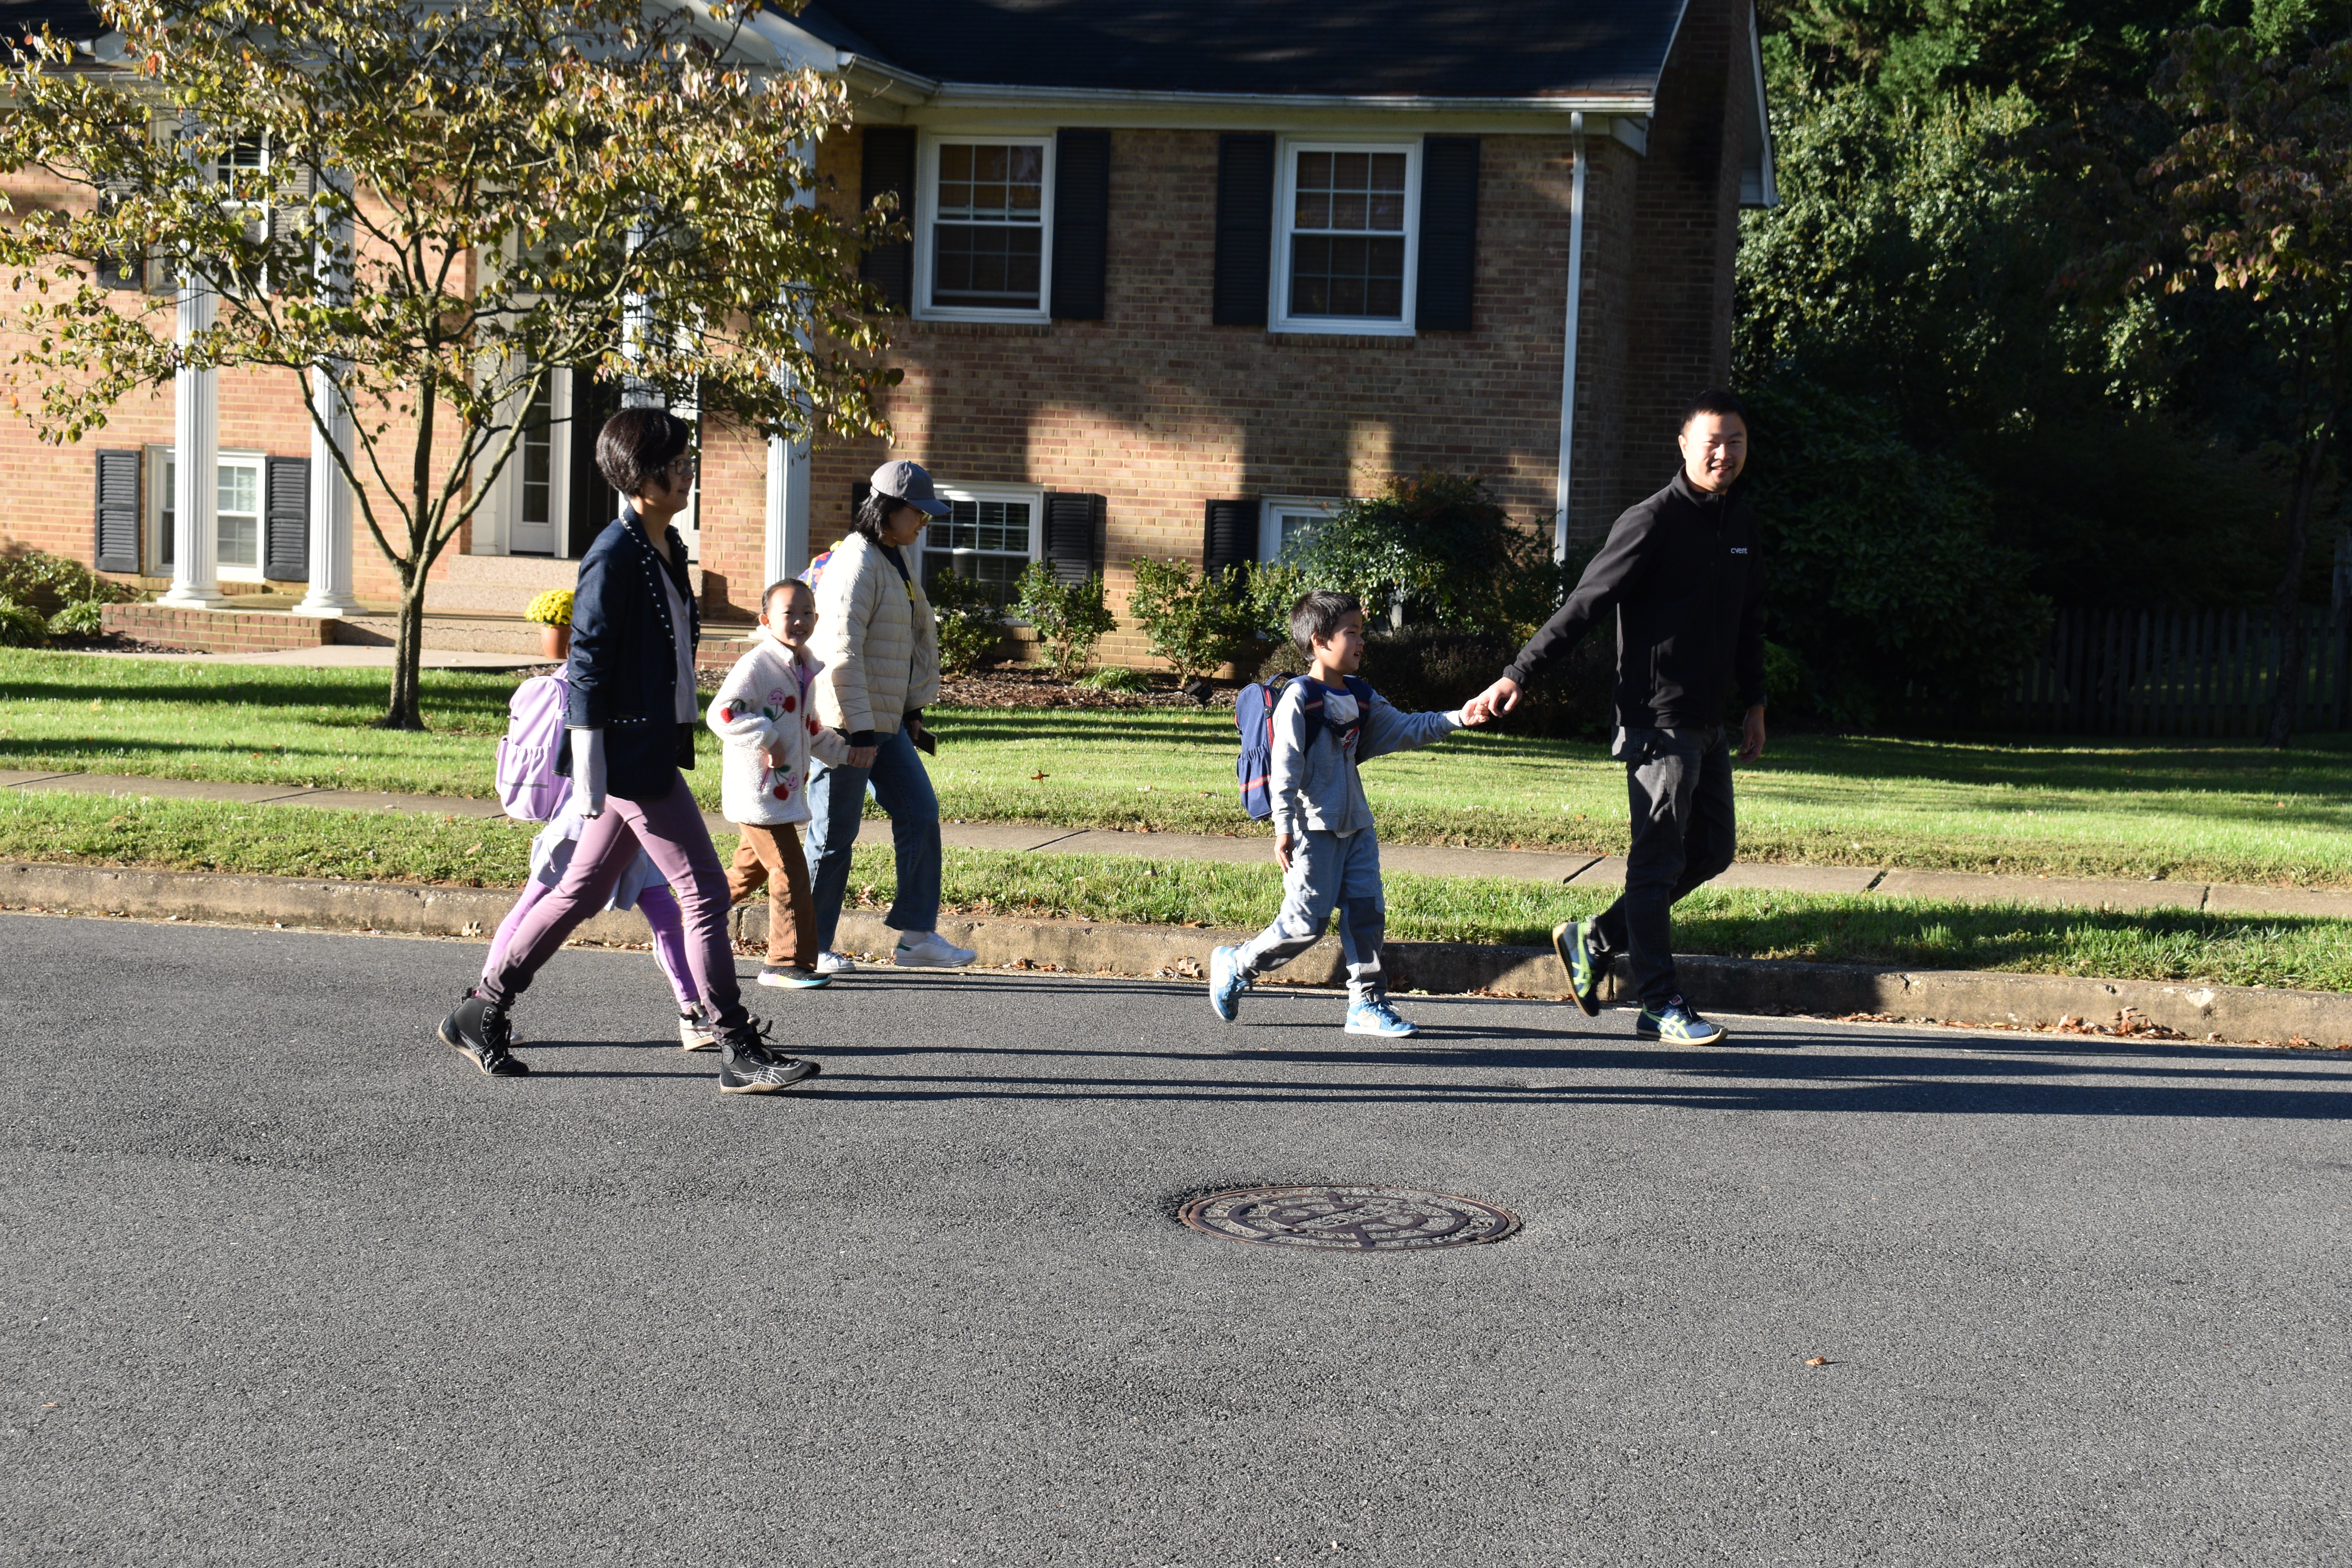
{"left": 727, "top": 821, "right": 816, "bottom": 968}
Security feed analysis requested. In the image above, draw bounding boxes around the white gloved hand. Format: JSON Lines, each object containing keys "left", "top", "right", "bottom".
{"left": 570, "top": 728, "right": 608, "bottom": 818}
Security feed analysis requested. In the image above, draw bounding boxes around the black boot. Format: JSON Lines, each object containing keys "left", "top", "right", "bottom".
{"left": 715, "top": 1018, "right": 820, "bottom": 1094}
{"left": 438, "top": 991, "right": 529, "bottom": 1078}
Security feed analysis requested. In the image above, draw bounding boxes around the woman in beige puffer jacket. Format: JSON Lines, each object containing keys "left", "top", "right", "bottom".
{"left": 801, "top": 460, "right": 975, "bottom": 973}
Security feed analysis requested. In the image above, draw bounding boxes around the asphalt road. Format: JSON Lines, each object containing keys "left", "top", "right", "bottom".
{"left": 5, "top": 913, "right": 2348, "bottom": 1566}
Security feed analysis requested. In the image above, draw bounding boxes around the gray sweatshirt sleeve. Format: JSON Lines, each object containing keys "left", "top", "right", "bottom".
{"left": 1268, "top": 683, "right": 1314, "bottom": 840}
{"left": 1356, "top": 688, "right": 1466, "bottom": 762}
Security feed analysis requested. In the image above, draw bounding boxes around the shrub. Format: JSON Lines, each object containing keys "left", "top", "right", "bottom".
{"left": 0, "top": 546, "right": 139, "bottom": 620}
{"left": 1125, "top": 557, "right": 1261, "bottom": 684}
{"left": 0, "top": 599, "right": 50, "bottom": 648}
{"left": 47, "top": 599, "right": 107, "bottom": 639}
{"left": 1281, "top": 472, "right": 1570, "bottom": 639}
{"left": 1013, "top": 562, "right": 1116, "bottom": 679}
{"left": 1743, "top": 380, "right": 2053, "bottom": 726}
{"left": 927, "top": 571, "right": 1007, "bottom": 677}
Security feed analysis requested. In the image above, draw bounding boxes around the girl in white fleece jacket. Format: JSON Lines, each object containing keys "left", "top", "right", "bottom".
{"left": 709, "top": 579, "right": 852, "bottom": 987}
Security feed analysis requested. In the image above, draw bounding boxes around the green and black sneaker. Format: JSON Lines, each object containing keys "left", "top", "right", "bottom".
{"left": 1635, "top": 995, "right": 1729, "bottom": 1046}
{"left": 1551, "top": 919, "right": 1604, "bottom": 1018}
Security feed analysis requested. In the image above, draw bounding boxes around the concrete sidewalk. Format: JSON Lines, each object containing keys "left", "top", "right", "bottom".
{"left": 5, "top": 765, "right": 2349, "bottom": 918}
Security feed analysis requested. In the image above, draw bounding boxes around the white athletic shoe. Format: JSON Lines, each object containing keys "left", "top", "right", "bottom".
{"left": 814, "top": 950, "right": 857, "bottom": 977}
{"left": 677, "top": 1003, "right": 720, "bottom": 1052}
{"left": 893, "top": 931, "right": 977, "bottom": 969}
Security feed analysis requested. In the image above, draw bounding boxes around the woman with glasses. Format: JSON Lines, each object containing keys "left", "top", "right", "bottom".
{"left": 438, "top": 409, "right": 822, "bottom": 1094}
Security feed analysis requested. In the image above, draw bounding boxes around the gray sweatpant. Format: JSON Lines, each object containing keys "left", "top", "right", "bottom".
{"left": 1234, "top": 827, "right": 1387, "bottom": 1005}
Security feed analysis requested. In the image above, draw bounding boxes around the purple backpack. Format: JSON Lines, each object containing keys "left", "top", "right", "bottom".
{"left": 496, "top": 673, "right": 572, "bottom": 822}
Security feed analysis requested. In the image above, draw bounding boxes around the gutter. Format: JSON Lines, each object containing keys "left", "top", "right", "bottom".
{"left": 1555, "top": 111, "right": 1588, "bottom": 563}
{"left": 837, "top": 52, "right": 1652, "bottom": 117}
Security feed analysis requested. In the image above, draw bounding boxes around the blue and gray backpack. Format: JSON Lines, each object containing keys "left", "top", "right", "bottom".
{"left": 1234, "top": 673, "right": 1373, "bottom": 820}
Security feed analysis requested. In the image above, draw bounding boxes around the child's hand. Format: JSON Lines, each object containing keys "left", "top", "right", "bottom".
{"left": 764, "top": 744, "right": 789, "bottom": 770}
{"left": 845, "top": 744, "right": 878, "bottom": 768}
{"left": 1275, "top": 834, "right": 1293, "bottom": 872}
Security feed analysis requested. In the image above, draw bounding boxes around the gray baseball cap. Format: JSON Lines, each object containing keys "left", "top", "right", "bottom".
{"left": 869, "top": 459, "right": 951, "bottom": 517}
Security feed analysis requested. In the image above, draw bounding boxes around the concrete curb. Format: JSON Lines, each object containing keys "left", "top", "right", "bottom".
{"left": 4, "top": 858, "right": 2346, "bottom": 1047}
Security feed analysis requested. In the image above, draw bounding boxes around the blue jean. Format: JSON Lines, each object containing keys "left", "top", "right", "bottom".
{"left": 804, "top": 725, "right": 942, "bottom": 951}
{"left": 1233, "top": 827, "right": 1387, "bottom": 1005}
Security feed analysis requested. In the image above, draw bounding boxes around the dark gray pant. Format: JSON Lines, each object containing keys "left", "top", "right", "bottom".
{"left": 1592, "top": 726, "right": 1736, "bottom": 1009}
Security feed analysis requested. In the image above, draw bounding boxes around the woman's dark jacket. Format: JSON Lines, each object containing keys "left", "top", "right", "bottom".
{"left": 556, "top": 511, "right": 699, "bottom": 801}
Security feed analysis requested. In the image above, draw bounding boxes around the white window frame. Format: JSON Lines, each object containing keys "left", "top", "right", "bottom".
{"left": 145, "top": 444, "right": 269, "bottom": 581}
{"left": 920, "top": 480, "right": 1046, "bottom": 603}
{"left": 1273, "top": 137, "right": 1421, "bottom": 337}
{"left": 1258, "top": 495, "right": 1345, "bottom": 564}
{"left": 914, "top": 132, "right": 1055, "bottom": 323}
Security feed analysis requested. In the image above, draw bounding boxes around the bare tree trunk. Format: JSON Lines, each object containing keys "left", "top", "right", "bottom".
{"left": 2265, "top": 430, "right": 2332, "bottom": 749}
{"left": 381, "top": 566, "right": 428, "bottom": 730}
{"left": 379, "top": 380, "right": 440, "bottom": 731}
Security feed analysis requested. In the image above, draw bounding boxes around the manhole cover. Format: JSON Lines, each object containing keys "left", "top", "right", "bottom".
{"left": 1178, "top": 1185, "right": 1520, "bottom": 1252}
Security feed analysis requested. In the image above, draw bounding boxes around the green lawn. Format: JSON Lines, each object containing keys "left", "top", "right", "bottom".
{"left": 4, "top": 648, "right": 2351, "bottom": 886}
{"left": 5, "top": 789, "right": 2348, "bottom": 993}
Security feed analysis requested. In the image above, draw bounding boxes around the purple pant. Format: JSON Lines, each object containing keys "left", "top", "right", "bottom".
{"left": 477, "top": 772, "right": 747, "bottom": 1033}
{"left": 484, "top": 881, "right": 698, "bottom": 1012}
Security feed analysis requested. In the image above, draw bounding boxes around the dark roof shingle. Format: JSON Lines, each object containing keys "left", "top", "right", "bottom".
{"left": 788, "top": 0, "right": 1682, "bottom": 100}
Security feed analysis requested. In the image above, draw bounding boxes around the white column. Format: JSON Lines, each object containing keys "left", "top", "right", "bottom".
{"left": 763, "top": 148, "right": 818, "bottom": 588}
{"left": 158, "top": 271, "right": 228, "bottom": 608}
{"left": 620, "top": 216, "right": 661, "bottom": 409}
{"left": 295, "top": 181, "right": 358, "bottom": 616}
{"left": 764, "top": 428, "right": 810, "bottom": 588}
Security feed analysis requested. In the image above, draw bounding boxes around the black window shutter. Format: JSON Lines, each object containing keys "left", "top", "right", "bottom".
{"left": 1043, "top": 492, "right": 1104, "bottom": 584}
{"left": 264, "top": 456, "right": 310, "bottom": 581}
{"left": 94, "top": 449, "right": 141, "bottom": 573}
{"left": 1417, "top": 136, "right": 1480, "bottom": 332}
{"left": 1050, "top": 129, "right": 1110, "bottom": 321}
{"left": 860, "top": 127, "right": 916, "bottom": 312}
{"left": 1212, "top": 134, "right": 1275, "bottom": 327}
{"left": 1202, "top": 497, "right": 1256, "bottom": 576}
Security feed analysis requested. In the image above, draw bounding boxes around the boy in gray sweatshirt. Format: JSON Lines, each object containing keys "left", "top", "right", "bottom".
{"left": 1210, "top": 590, "right": 1481, "bottom": 1037}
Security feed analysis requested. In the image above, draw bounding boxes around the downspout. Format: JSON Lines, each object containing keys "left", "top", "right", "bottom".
{"left": 1553, "top": 111, "right": 1587, "bottom": 564}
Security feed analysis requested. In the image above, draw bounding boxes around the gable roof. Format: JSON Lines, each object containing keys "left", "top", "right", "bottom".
{"left": 786, "top": 0, "right": 1688, "bottom": 103}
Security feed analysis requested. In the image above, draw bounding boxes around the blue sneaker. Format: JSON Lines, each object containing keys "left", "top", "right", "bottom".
{"left": 1209, "top": 945, "right": 1249, "bottom": 1022}
{"left": 1635, "top": 995, "right": 1728, "bottom": 1046}
{"left": 1551, "top": 919, "right": 1604, "bottom": 1017}
{"left": 1344, "top": 998, "right": 1419, "bottom": 1038}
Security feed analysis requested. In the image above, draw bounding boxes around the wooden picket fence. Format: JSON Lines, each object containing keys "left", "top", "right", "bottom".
{"left": 2001, "top": 606, "right": 2352, "bottom": 736}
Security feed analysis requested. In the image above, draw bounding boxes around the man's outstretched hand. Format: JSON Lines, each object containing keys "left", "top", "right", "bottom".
{"left": 1463, "top": 675, "right": 1523, "bottom": 726}
{"left": 1739, "top": 704, "right": 1767, "bottom": 763}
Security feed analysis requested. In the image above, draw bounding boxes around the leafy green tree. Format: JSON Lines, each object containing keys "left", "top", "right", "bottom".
{"left": 1742, "top": 383, "right": 2051, "bottom": 726}
{"left": 2125, "top": 23, "right": 2352, "bottom": 745}
{"left": 0, "top": 0, "right": 893, "bottom": 728}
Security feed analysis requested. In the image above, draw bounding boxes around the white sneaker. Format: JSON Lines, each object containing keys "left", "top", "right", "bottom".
{"left": 677, "top": 1004, "right": 720, "bottom": 1053}
{"left": 814, "top": 950, "right": 857, "bottom": 976}
{"left": 893, "top": 931, "right": 977, "bottom": 969}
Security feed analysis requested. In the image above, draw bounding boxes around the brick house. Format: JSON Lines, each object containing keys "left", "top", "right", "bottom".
{"left": 4, "top": 0, "right": 1773, "bottom": 655}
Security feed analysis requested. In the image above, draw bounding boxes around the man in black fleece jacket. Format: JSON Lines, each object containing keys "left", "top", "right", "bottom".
{"left": 1465, "top": 388, "right": 1766, "bottom": 1045}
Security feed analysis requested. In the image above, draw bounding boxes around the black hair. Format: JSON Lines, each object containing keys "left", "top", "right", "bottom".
{"left": 594, "top": 407, "right": 694, "bottom": 498}
{"left": 1289, "top": 589, "right": 1363, "bottom": 654}
{"left": 1680, "top": 387, "right": 1748, "bottom": 431}
{"left": 854, "top": 485, "right": 919, "bottom": 544}
{"left": 761, "top": 577, "right": 811, "bottom": 618}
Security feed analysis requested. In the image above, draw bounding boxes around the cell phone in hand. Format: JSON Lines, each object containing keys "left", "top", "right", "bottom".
{"left": 910, "top": 727, "right": 937, "bottom": 757}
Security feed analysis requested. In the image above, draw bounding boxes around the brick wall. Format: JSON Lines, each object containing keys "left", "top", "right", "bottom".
{"left": 787, "top": 126, "right": 1585, "bottom": 628}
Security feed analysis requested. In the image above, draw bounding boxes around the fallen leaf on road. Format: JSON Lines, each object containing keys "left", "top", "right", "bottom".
{"left": 1804, "top": 1357, "right": 1831, "bottom": 1367}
